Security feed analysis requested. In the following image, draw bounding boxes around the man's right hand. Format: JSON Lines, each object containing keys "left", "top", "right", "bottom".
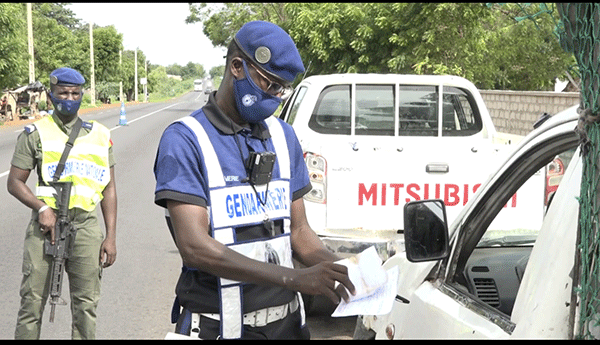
{"left": 290, "top": 261, "right": 356, "bottom": 304}
{"left": 38, "top": 207, "right": 56, "bottom": 244}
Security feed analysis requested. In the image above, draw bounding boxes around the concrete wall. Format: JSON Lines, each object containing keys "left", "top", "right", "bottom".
{"left": 480, "top": 90, "right": 580, "bottom": 136}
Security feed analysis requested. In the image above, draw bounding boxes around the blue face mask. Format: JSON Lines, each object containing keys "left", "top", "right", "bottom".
{"left": 233, "top": 60, "right": 283, "bottom": 124}
{"left": 50, "top": 92, "right": 82, "bottom": 117}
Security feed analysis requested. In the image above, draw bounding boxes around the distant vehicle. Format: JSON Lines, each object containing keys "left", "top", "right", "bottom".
{"left": 203, "top": 79, "right": 213, "bottom": 94}
{"left": 194, "top": 79, "right": 202, "bottom": 92}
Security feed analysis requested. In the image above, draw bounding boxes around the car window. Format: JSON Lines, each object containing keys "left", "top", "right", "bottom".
{"left": 307, "top": 82, "right": 483, "bottom": 137}
{"left": 441, "top": 87, "right": 482, "bottom": 137}
{"left": 398, "top": 85, "right": 437, "bottom": 137}
{"left": 444, "top": 133, "right": 578, "bottom": 320}
{"left": 356, "top": 84, "right": 395, "bottom": 136}
{"left": 308, "top": 85, "right": 351, "bottom": 135}
{"left": 283, "top": 86, "right": 308, "bottom": 125}
{"left": 479, "top": 147, "right": 576, "bottom": 248}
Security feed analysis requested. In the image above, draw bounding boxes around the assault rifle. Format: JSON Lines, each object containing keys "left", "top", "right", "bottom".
{"left": 44, "top": 181, "right": 77, "bottom": 323}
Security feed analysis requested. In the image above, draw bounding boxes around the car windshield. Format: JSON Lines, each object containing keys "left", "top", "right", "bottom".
{"left": 475, "top": 148, "right": 576, "bottom": 248}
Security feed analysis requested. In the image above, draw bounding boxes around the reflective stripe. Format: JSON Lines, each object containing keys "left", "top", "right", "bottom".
{"left": 39, "top": 141, "right": 109, "bottom": 157}
{"left": 199, "top": 296, "right": 300, "bottom": 327}
{"left": 190, "top": 312, "right": 200, "bottom": 338}
{"left": 264, "top": 116, "right": 290, "bottom": 179}
{"left": 213, "top": 227, "right": 235, "bottom": 244}
{"left": 178, "top": 116, "right": 225, "bottom": 188}
{"left": 221, "top": 286, "right": 243, "bottom": 339}
{"left": 37, "top": 184, "right": 102, "bottom": 206}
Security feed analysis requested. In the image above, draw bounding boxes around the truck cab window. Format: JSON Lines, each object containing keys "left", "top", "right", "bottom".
{"left": 398, "top": 85, "right": 437, "bottom": 137}
{"left": 441, "top": 87, "right": 482, "bottom": 137}
{"left": 355, "top": 84, "right": 395, "bottom": 136}
{"left": 308, "top": 85, "right": 351, "bottom": 135}
{"left": 282, "top": 86, "right": 308, "bottom": 125}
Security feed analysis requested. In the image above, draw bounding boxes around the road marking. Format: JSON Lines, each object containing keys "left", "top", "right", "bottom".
{"left": 2, "top": 102, "right": 183, "bottom": 178}
{"left": 109, "top": 102, "right": 181, "bottom": 131}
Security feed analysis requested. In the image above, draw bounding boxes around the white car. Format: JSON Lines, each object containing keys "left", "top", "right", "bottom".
{"left": 355, "top": 105, "right": 586, "bottom": 339}
{"left": 280, "top": 73, "right": 529, "bottom": 261}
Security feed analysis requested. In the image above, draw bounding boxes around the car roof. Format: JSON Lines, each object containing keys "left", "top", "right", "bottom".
{"left": 301, "top": 73, "right": 477, "bottom": 88}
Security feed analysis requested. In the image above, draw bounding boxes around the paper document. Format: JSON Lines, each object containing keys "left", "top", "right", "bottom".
{"left": 332, "top": 246, "right": 399, "bottom": 317}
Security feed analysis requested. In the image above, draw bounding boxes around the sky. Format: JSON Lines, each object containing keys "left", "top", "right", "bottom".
{"left": 67, "top": 3, "right": 226, "bottom": 71}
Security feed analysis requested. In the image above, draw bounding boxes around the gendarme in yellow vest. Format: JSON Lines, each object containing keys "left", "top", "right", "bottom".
{"left": 35, "top": 116, "right": 111, "bottom": 212}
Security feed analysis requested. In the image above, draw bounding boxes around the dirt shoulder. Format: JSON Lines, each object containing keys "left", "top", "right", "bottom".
{"left": 1, "top": 101, "right": 135, "bottom": 128}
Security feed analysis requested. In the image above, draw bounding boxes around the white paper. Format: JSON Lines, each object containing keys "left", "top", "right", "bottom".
{"left": 331, "top": 246, "right": 399, "bottom": 317}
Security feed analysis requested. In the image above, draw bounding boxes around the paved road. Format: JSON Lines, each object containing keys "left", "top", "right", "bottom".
{"left": 0, "top": 92, "right": 356, "bottom": 340}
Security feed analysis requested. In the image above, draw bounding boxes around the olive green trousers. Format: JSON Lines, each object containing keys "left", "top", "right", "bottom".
{"left": 14, "top": 208, "right": 103, "bottom": 340}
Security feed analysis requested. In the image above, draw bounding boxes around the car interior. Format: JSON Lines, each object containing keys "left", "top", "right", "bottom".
{"left": 451, "top": 141, "right": 578, "bottom": 317}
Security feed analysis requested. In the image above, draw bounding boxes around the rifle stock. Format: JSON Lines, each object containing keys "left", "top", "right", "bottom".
{"left": 44, "top": 181, "right": 76, "bottom": 323}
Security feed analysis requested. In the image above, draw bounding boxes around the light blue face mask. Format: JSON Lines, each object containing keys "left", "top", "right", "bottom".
{"left": 233, "top": 60, "right": 283, "bottom": 124}
{"left": 50, "top": 92, "right": 82, "bottom": 117}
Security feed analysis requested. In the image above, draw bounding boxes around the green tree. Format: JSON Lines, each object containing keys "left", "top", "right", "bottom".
{"left": 76, "top": 25, "right": 123, "bottom": 84}
{"left": 189, "top": 2, "right": 575, "bottom": 91}
{"left": 166, "top": 63, "right": 183, "bottom": 77}
{"left": 0, "top": 3, "right": 28, "bottom": 89}
{"left": 209, "top": 65, "right": 225, "bottom": 80}
{"left": 187, "top": 3, "right": 287, "bottom": 47}
{"left": 181, "top": 61, "right": 206, "bottom": 80}
{"left": 34, "top": 3, "right": 80, "bottom": 30}
{"left": 483, "top": 3, "right": 576, "bottom": 90}
{"left": 31, "top": 6, "right": 81, "bottom": 87}
{"left": 120, "top": 49, "right": 147, "bottom": 101}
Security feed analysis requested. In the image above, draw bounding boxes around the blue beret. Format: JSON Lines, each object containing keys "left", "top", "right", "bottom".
{"left": 50, "top": 67, "right": 85, "bottom": 86}
{"left": 234, "top": 21, "right": 304, "bottom": 83}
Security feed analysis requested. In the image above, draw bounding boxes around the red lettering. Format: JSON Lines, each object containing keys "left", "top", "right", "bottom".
{"left": 358, "top": 183, "right": 377, "bottom": 205}
{"left": 355, "top": 182, "right": 515, "bottom": 208}
{"left": 406, "top": 183, "right": 420, "bottom": 202}
{"left": 390, "top": 184, "right": 404, "bottom": 205}
{"left": 445, "top": 184, "right": 460, "bottom": 206}
{"left": 504, "top": 193, "right": 518, "bottom": 208}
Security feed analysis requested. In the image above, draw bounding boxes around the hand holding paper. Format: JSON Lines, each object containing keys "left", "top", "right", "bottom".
{"left": 332, "top": 246, "right": 399, "bottom": 317}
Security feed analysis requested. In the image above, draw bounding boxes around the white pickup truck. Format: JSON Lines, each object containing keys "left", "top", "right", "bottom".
{"left": 280, "top": 74, "right": 529, "bottom": 261}
{"left": 354, "top": 105, "right": 584, "bottom": 339}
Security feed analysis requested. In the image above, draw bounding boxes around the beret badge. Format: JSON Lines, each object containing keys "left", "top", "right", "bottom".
{"left": 255, "top": 46, "right": 271, "bottom": 64}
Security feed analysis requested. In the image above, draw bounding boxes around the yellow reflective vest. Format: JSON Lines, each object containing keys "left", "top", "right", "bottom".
{"left": 34, "top": 116, "right": 111, "bottom": 212}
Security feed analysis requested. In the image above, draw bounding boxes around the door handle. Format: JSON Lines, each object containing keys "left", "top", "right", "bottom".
{"left": 426, "top": 163, "right": 449, "bottom": 173}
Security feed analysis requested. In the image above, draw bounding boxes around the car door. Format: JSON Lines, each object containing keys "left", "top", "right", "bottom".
{"left": 395, "top": 127, "right": 579, "bottom": 338}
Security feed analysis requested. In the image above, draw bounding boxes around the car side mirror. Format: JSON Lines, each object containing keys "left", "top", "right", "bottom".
{"left": 404, "top": 199, "right": 450, "bottom": 262}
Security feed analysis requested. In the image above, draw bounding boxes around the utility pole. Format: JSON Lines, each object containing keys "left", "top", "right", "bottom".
{"left": 144, "top": 59, "right": 148, "bottom": 103}
{"left": 89, "top": 22, "right": 95, "bottom": 106}
{"left": 119, "top": 50, "right": 123, "bottom": 102}
{"left": 27, "top": 3, "right": 35, "bottom": 83}
{"left": 134, "top": 48, "right": 138, "bottom": 102}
